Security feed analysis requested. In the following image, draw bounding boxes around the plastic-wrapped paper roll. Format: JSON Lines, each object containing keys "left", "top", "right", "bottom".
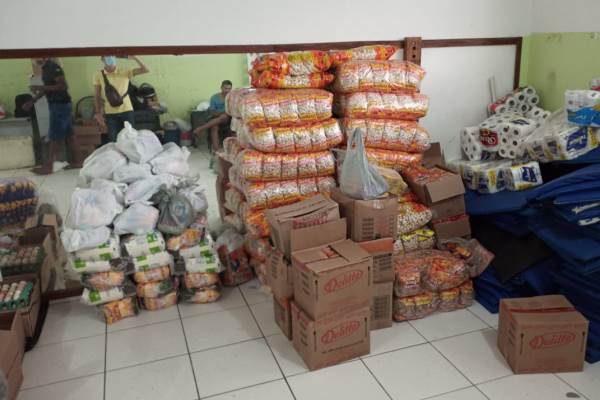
{"left": 590, "top": 77, "right": 600, "bottom": 91}
{"left": 479, "top": 124, "right": 501, "bottom": 151}
{"left": 505, "top": 161, "right": 543, "bottom": 191}
{"left": 476, "top": 161, "right": 512, "bottom": 194}
{"left": 526, "top": 107, "right": 550, "bottom": 122}
{"left": 566, "top": 89, "right": 600, "bottom": 126}
{"left": 461, "top": 127, "right": 483, "bottom": 161}
{"left": 555, "top": 125, "right": 599, "bottom": 160}
{"left": 528, "top": 95, "right": 540, "bottom": 106}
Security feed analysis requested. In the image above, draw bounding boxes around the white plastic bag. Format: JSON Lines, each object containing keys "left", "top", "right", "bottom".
{"left": 80, "top": 143, "right": 127, "bottom": 181}
{"left": 67, "top": 188, "right": 123, "bottom": 230}
{"left": 113, "top": 203, "right": 159, "bottom": 235}
{"left": 340, "top": 129, "right": 389, "bottom": 200}
{"left": 90, "top": 178, "right": 127, "bottom": 205}
{"left": 116, "top": 122, "right": 163, "bottom": 164}
{"left": 179, "top": 185, "right": 208, "bottom": 214}
{"left": 149, "top": 143, "right": 191, "bottom": 176}
{"left": 112, "top": 162, "right": 152, "bottom": 183}
{"left": 61, "top": 226, "right": 111, "bottom": 253}
{"left": 124, "top": 176, "right": 164, "bottom": 205}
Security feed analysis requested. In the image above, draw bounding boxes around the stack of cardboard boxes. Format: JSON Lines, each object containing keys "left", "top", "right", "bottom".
{"left": 0, "top": 313, "right": 25, "bottom": 400}
{"left": 332, "top": 188, "right": 397, "bottom": 330}
{"left": 215, "top": 153, "right": 233, "bottom": 222}
{"left": 266, "top": 195, "right": 375, "bottom": 370}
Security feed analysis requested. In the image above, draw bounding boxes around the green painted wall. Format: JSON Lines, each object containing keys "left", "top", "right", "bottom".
{"left": 521, "top": 32, "right": 600, "bottom": 111}
{"left": 0, "top": 54, "right": 249, "bottom": 121}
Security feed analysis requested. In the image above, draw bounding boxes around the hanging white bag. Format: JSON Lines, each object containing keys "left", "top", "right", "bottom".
{"left": 115, "top": 122, "right": 163, "bottom": 164}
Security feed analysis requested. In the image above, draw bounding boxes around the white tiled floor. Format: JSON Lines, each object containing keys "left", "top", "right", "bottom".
{"left": 13, "top": 150, "right": 600, "bottom": 399}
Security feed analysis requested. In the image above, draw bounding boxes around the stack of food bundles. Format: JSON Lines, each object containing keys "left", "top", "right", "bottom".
{"left": 0, "top": 178, "right": 38, "bottom": 227}
{"left": 331, "top": 47, "right": 430, "bottom": 172}
{"left": 249, "top": 51, "right": 334, "bottom": 90}
{"left": 393, "top": 239, "right": 493, "bottom": 321}
{"left": 214, "top": 228, "right": 253, "bottom": 286}
{"left": 170, "top": 225, "right": 222, "bottom": 304}
{"left": 244, "top": 234, "right": 270, "bottom": 290}
{"left": 61, "top": 122, "right": 217, "bottom": 324}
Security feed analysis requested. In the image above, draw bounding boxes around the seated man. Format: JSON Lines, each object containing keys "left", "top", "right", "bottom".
{"left": 193, "top": 80, "right": 233, "bottom": 153}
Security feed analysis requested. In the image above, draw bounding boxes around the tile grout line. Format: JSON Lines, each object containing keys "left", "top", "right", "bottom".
{"left": 103, "top": 323, "right": 107, "bottom": 400}
{"left": 466, "top": 306, "right": 497, "bottom": 328}
{"left": 19, "top": 372, "right": 106, "bottom": 392}
{"left": 239, "top": 285, "right": 297, "bottom": 400}
{"left": 176, "top": 304, "right": 202, "bottom": 400}
{"left": 553, "top": 374, "right": 590, "bottom": 400}
{"left": 202, "top": 378, "right": 287, "bottom": 399}
{"left": 36, "top": 331, "right": 109, "bottom": 349}
{"left": 359, "top": 358, "right": 393, "bottom": 400}
{"left": 420, "top": 385, "right": 480, "bottom": 400}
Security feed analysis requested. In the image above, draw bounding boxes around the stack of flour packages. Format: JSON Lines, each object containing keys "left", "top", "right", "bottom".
{"left": 60, "top": 123, "right": 220, "bottom": 325}
{"left": 451, "top": 85, "right": 599, "bottom": 195}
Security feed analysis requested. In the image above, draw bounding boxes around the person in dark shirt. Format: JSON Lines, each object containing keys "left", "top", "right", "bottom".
{"left": 193, "top": 80, "right": 233, "bottom": 153}
{"left": 23, "top": 58, "right": 78, "bottom": 175}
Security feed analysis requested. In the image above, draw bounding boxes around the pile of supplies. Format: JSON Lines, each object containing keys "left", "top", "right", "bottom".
{"left": 60, "top": 122, "right": 221, "bottom": 325}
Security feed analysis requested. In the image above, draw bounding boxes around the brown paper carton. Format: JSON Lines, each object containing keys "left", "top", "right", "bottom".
{"left": 431, "top": 215, "right": 471, "bottom": 240}
{"left": 498, "top": 295, "right": 588, "bottom": 374}
{"left": 267, "top": 219, "right": 347, "bottom": 299}
{"left": 371, "top": 282, "right": 393, "bottom": 330}
{"left": 292, "top": 302, "right": 370, "bottom": 370}
{"left": 21, "top": 214, "right": 60, "bottom": 293}
{"left": 292, "top": 239, "right": 372, "bottom": 320}
{"left": 429, "top": 195, "right": 466, "bottom": 220}
{"left": 274, "top": 295, "right": 292, "bottom": 340}
{"left": 331, "top": 188, "right": 397, "bottom": 242}
{"left": 405, "top": 167, "right": 465, "bottom": 206}
{"left": 358, "top": 238, "right": 394, "bottom": 283}
{"left": 266, "top": 194, "right": 340, "bottom": 259}
{"left": 215, "top": 175, "right": 228, "bottom": 221}
{"left": 0, "top": 274, "right": 41, "bottom": 337}
{"left": 0, "top": 312, "right": 25, "bottom": 400}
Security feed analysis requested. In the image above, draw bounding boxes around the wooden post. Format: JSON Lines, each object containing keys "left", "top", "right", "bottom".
{"left": 404, "top": 37, "right": 422, "bottom": 65}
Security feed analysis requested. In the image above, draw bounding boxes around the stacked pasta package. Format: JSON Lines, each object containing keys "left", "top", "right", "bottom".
{"left": 225, "top": 51, "right": 346, "bottom": 287}
{"left": 393, "top": 239, "right": 493, "bottom": 321}
{"left": 61, "top": 123, "right": 219, "bottom": 325}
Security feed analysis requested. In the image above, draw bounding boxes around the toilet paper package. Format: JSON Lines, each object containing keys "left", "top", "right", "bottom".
{"left": 565, "top": 90, "right": 600, "bottom": 126}
{"left": 461, "top": 127, "right": 494, "bottom": 161}
{"left": 488, "top": 86, "right": 539, "bottom": 115}
{"left": 505, "top": 161, "right": 543, "bottom": 191}
{"left": 476, "top": 160, "right": 513, "bottom": 194}
{"left": 526, "top": 107, "right": 551, "bottom": 122}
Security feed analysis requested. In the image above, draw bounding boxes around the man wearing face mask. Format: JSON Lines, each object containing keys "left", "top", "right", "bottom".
{"left": 22, "top": 58, "right": 78, "bottom": 175}
{"left": 93, "top": 55, "right": 149, "bottom": 141}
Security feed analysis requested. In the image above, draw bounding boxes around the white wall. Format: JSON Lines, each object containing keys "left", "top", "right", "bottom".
{"left": 0, "top": 0, "right": 532, "bottom": 49}
{"left": 531, "top": 0, "right": 600, "bottom": 33}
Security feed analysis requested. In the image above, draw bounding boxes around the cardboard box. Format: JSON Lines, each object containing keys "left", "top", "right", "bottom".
{"left": 371, "top": 281, "right": 393, "bottom": 330}
{"left": 274, "top": 295, "right": 292, "bottom": 340}
{"left": 405, "top": 167, "right": 465, "bottom": 206}
{"left": 0, "top": 274, "right": 41, "bottom": 337}
{"left": 498, "top": 295, "right": 588, "bottom": 374}
{"left": 266, "top": 194, "right": 340, "bottom": 259}
{"left": 422, "top": 142, "right": 444, "bottom": 168}
{"left": 21, "top": 213, "right": 60, "bottom": 292}
{"left": 292, "top": 302, "right": 370, "bottom": 370}
{"left": 331, "top": 188, "right": 397, "bottom": 242}
{"left": 0, "top": 312, "right": 25, "bottom": 400}
{"left": 431, "top": 215, "right": 471, "bottom": 240}
{"left": 72, "top": 124, "right": 102, "bottom": 166}
{"left": 216, "top": 153, "right": 232, "bottom": 179}
{"left": 293, "top": 239, "right": 372, "bottom": 320}
{"left": 216, "top": 175, "right": 228, "bottom": 221}
{"left": 358, "top": 238, "right": 394, "bottom": 283}
{"left": 429, "top": 195, "right": 466, "bottom": 220}
{"left": 267, "top": 219, "right": 347, "bottom": 299}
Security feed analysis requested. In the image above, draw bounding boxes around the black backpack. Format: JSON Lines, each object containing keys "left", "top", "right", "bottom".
{"left": 101, "top": 71, "right": 128, "bottom": 107}
{"left": 14, "top": 94, "right": 34, "bottom": 118}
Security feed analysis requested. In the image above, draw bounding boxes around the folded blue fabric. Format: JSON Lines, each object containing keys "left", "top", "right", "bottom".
{"left": 554, "top": 188, "right": 600, "bottom": 205}
{"left": 465, "top": 189, "right": 531, "bottom": 215}
{"left": 488, "top": 213, "right": 531, "bottom": 237}
{"left": 528, "top": 164, "right": 600, "bottom": 202}
{"left": 555, "top": 146, "right": 600, "bottom": 165}
{"left": 553, "top": 202, "right": 600, "bottom": 225}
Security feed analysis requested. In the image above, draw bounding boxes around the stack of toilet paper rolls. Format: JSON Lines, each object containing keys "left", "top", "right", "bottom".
{"left": 488, "top": 86, "right": 540, "bottom": 115}
{"left": 497, "top": 116, "right": 538, "bottom": 159}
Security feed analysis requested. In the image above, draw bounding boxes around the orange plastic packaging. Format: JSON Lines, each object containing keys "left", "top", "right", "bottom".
{"left": 252, "top": 50, "right": 332, "bottom": 75}
{"left": 341, "top": 118, "right": 430, "bottom": 152}
{"left": 335, "top": 92, "right": 429, "bottom": 120}
{"left": 365, "top": 148, "right": 422, "bottom": 171}
{"left": 250, "top": 70, "right": 335, "bottom": 89}
{"left": 334, "top": 60, "right": 425, "bottom": 93}
{"left": 244, "top": 176, "right": 336, "bottom": 211}
{"left": 330, "top": 45, "right": 399, "bottom": 66}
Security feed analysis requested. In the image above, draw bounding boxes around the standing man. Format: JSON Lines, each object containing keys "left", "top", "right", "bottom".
{"left": 193, "top": 80, "right": 233, "bottom": 153}
{"left": 93, "top": 55, "right": 150, "bottom": 141}
{"left": 23, "top": 58, "right": 77, "bottom": 175}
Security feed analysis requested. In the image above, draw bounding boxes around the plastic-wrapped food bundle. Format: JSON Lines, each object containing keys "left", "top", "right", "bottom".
{"left": 249, "top": 257, "right": 269, "bottom": 289}
{"left": 394, "top": 228, "right": 435, "bottom": 255}
{"left": 228, "top": 166, "right": 244, "bottom": 191}
{"left": 375, "top": 166, "right": 408, "bottom": 196}
{"left": 177, "top": 240, "right": 213, "bottom": 260}
{"left": 136, "top": 278, "right": 178, "bottom": 298}
{"left": 226, "top": 88, "right": 333, "bottom": 126}
{"left": 250, "top": 70, "right": 335, "bottom": 89}
{"left": 238, "top": 119, "right": 342, "bottom": 153}
{"left": 366, "top": 148, "right": 422, "bottom": 171}
{"left": 81, "top": 286, "right": 128, "bottom": 306}
{"left": 132, "top": 251, "right": 173, "bottom": 272}
{"left": 437, "top": 238, "right": 494, "bottom": 278}
{"left": 216, "top": 229, "right": 253, "bottom": 286}
{"left": 67, "top": 188, "right": 122, "bottom": 230}
{"left": 235, "top": 149, "right": 335, "bottom": 182}
{"left": 330, "top": 45, "right": 399, "bottom": 66}
{"left": 244, "top": 176, "right": 336, "bottom": 211}
{"left": 336, "top": 92, "right": 429, "bottom": 120}
{"left": 184, "top": 272, "right": 220, "bottom": 288}
{"left": 252, "top": 51, "right": 332, "bottom": 75}
{"left": 393, "top": 292, "right": 439, "bottom": 321}
{"left": 225, "top": 187, "right": 244, "bottom": 214}
{"left": 394, "top": 250, "right": 469, "bottom": 297}
{"left": 223, "top": 213, "right": 245, "bottom": 232}
{"left": 341, "top": 119, "right": 430, "bottom": 152}
{"left": 72, "top": 234, "right": 120, "bottom": 262}
{"left": 334, "top": 60, "right": 426, "bottom": 93}
{"left": 61, "top": 226, "right": 112, "bottom": 254}
{"left": 181, "top": 285, "right": 221, "bottom": 304}
{"left": 123, "top": 231, "right": 166, "bottom": 257}
{"left": 141, "top": 290, "right": 178, "bottom": 310}
{"left": 438, "top": 286, "right": 460, "bottom": 312}
{"left": 397, "top": 201, "right": 432, "bottom": 234}
{"left": 166, "top": 226, "right": 205, "bottom": 252}
{"left": 223, "top": 137, "right": 242, "bottom": 162}
{"left": 82, "top": 271, "right": 126, "bottom": 291}
{"left": 100, "top": 297, "right": 138, "bottom": 325}
{"left": 459, "top": 279, "right": 474, "bottom": 307}
{"left": 245, "top": 235, "right": 269, "bottom": 262}
{"left": 133, "top": 265, "right": 171, "bottom": 284}
{"left": 67, "top": 257, "right": 122, "bottom": 274}
{"left": 0, "top": 178, "right": 38, "bottom": 226}
{"left": 244, "top": 209, "right": 269, "bottom": 238}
